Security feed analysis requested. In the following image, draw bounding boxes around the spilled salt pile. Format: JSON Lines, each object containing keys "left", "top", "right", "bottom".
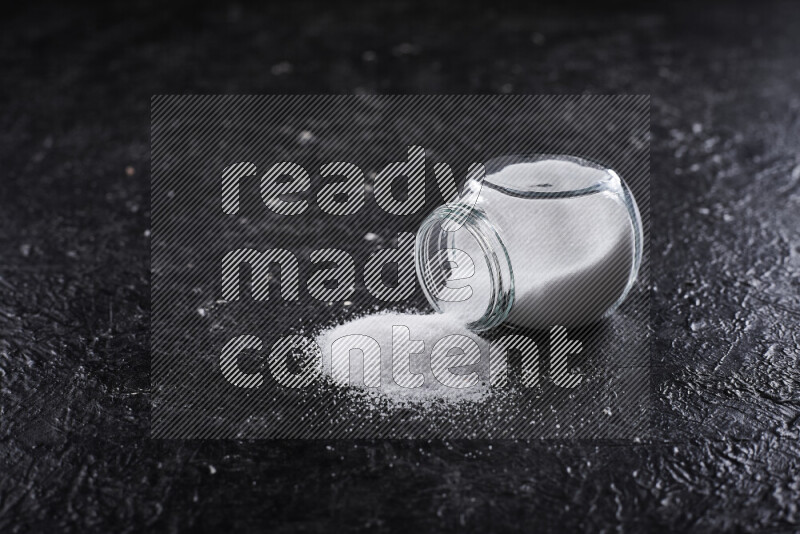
{"left": 315, "top": 311, "right": 492, "bottom": 405}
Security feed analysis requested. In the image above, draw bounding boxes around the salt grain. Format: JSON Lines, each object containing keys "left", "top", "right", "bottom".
{"left": 297, "top": 130, "right": 315, "bottom": 144}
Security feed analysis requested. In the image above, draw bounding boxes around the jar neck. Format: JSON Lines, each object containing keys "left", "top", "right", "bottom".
{"left": 415, "top": 203, "right": 515, "bottom": 331}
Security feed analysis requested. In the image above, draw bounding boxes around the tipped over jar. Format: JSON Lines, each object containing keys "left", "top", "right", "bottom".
{"left": 415, "top": 155, "right": 643, "bottom": 331}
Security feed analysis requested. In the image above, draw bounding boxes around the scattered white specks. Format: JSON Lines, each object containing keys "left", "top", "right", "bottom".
{"left": 692, "top": 122, "right": 703, "bottom": 134}
{"left": 197, "top": 308, "right": 208, "bottom": 318}
{"left": 19, "top": 243, "right": 31, "bottom": 257}
{"left": 66, "top": 250, "right": 78, "bottom": 259}
{"left": 698, "top": 207, "right": 710, "bottom": 215}
{"left": 208, "top": 465, "right": 217, "bottom": 475}
{"left": 363, "top": 232, "right": 380, "bottom": 241}
{"left": 144, "top": 229, "right": 151, "bottom": 238}
{"left": 723, "top": 213, "right": 734, "bottom": 222}
{"left": 603, "top": 407, "right": 613, "bottom": 416}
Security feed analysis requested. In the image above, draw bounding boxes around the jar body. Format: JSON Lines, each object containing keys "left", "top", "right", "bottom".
{"left": 415, "top": 155, "right": 642, "bottom": 331}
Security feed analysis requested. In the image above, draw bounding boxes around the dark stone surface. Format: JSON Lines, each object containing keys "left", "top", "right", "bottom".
{"left": 1, "top": 1, "right": 798, "bottom": 531}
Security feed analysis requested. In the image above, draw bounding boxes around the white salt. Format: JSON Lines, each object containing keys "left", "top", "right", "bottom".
{"left": 440, "top": 160, "right": 637, "bottom": 329}
{"left": 315, "top": 311, "right": 492, "bottom": 404}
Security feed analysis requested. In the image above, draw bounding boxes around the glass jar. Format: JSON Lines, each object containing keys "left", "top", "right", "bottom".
{"left": 415, "top": 154, "right": 643, "bottom": 331}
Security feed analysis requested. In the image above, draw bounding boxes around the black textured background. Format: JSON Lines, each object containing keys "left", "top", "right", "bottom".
{"left": 1, "top": 1, "right": 799, "bottom": 532}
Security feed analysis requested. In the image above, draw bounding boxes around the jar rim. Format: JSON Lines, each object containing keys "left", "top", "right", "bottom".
{"left": 414, "top": 204, "right": 515, "bottom": 331}
{"left": 482, "top": 154, "right": 621, "bottom": 199}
